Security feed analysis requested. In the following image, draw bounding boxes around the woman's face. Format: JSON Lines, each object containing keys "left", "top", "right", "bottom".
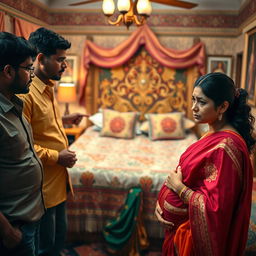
{"left": 191, "top": 86, "right": 220, "bottom": 125}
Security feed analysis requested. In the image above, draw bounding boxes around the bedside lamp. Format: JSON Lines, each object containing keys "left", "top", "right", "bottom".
{"left": 57, "top": 82, "right": 77, "bottom": 117}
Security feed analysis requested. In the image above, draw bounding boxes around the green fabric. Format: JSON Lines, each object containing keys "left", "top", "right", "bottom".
{"left": 103, "top": 187, "right": 142, "bottom": 250}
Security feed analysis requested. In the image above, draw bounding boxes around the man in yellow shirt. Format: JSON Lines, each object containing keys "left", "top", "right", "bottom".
{"left": 19, "top": 27, "right": 85, "bottom": 256}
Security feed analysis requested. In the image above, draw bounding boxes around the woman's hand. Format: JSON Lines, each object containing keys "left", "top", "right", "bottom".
{"left": 166, "top": 166, "right": 184, "bottom": 194}
{"left": 155, "top": 201, "right": 174, "bottom": 230}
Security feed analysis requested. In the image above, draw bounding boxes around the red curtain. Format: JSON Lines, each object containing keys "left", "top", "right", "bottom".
{"left": 79, "top": 24, "right": 206, "bottom": 104}
{"left": 0, "top": 11, "right": 5, "bottom": 32}
{"left": 14, "top": 17, "right": 40, "bottom": 39}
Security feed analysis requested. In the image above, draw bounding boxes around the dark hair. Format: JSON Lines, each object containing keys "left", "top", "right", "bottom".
{"left": 0, "top": 32, "right": 36, "bottom": 69}
{"left": 194, "top": 72, "right": 255, "bottom": 152}
{"left": 28, "top": 27, "right": 71, "bottom": 56}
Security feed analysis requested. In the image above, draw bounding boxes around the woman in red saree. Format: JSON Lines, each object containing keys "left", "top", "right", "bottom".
{"left": 155, "top": 72, "right": 255, "bottom": 256}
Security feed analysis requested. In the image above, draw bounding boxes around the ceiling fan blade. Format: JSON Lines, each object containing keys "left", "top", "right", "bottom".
{"left": 151, "top": 0, "right": 198, "bottom": 9}
{"left": 69, "top": 0, "right": 101, "bottom": 6}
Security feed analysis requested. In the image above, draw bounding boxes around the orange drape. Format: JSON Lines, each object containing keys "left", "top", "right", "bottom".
{"left": 14, "top": 17, "right": 40, "bottom": 39}
{"left": 0, "top": 11, "right": 5, "bottom": 32}
{"left": 79, "top": 24, "right": 206, "bottom": 104}
{"left": 174, "top": 221, "right": 193, "bottom": 255}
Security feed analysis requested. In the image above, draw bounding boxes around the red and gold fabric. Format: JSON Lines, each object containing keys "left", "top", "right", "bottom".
{"left": 158, "top": 130, "right": 253, "bottom": 256}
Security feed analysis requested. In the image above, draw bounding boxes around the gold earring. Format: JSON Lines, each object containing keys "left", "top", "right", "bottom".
{"left": 218, "top": 113, "right": 222, "bottom": 121}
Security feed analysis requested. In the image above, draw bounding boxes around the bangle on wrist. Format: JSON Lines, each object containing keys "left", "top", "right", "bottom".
{"left": 178, "top": 186, "right": 187, "bottom": 198}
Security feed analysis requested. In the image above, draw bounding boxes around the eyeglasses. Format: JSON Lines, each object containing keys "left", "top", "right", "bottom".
{"left": 19, "top": 66, "right": 35, "bottom": 73}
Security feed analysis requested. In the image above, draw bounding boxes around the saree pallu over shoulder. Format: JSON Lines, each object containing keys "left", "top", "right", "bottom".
{"left": 171, "top": 131, "right": 253, "bottom": 256}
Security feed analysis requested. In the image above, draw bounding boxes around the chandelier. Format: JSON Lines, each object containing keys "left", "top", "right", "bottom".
{"left": 102, "top": 0, "right": 152, "bottom": 29}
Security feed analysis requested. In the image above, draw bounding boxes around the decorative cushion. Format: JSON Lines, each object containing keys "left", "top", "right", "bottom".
{"left": 100, "top": 109, "right": 138, "bottom": 139}
{"left": 140, "top": 116, "right": 195, "bottom": 135}
{"left": 146, "top": 112, "right": 185, "bottom": 140}
{"left": 139, "top": 117, "right": 196, "bottom": 134}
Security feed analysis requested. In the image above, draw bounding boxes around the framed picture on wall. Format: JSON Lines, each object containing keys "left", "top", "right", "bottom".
{"left": 60, "top": 55, "right": 78, "bottom": 84}
{"left": 241, "top": 27, "right": 256, "bottom": 106}
{"left": 207, "top": 55, "right": 233, "bottom": 77}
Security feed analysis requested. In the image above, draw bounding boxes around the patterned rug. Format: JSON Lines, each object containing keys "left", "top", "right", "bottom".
{"left": 61, "top": 243, "right": 107, "bottom": 256}
{"left": 61, "top": 243, "right": 161, "bottom": 256}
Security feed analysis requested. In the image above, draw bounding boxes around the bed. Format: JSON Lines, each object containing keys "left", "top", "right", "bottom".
{"left": 65, "top": 44, "right": 203, "bottom": 247}
{"left": 67, "top": 123, "right": 198, "bottom": 236}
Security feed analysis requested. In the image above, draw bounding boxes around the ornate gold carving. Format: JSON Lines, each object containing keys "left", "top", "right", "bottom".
{"left": 98, "top": 48, "right": 188, "bottom": 120}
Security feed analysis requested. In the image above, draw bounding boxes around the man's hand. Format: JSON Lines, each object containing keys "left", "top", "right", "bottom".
{"left": 57, "top": 149, "right": 77, "bottom": 168}
{"left": 62, "top": 113, "right": 89, "bottom": 126}
{"left": 0, "top": 213, "right": 22, "bottom": 249}
{"left": 2, "top": 226, "right": 22, "bottom": 249}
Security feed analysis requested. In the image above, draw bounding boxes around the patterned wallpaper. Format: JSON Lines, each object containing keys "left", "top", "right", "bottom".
{"left": 64, "top": 34, "right": 242, "bottom": 87}
{"left": 238, "top": 0, "right": 256, "bottom": 26}
{"left": 0, "top": 0, "right": 255, "bottom": 28}
{"left": 0, "top": 0, "right": 48, "bottom": 21}
{"left": 65, "top": 34, "right": 244, "bottom": 54}
{"left": 48, "top": 12, "right": 239, "bottom": 28}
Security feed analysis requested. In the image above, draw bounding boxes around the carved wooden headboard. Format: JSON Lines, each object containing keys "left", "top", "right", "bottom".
{"left": 85, "top": 47, "right": 199, "bottom": 124}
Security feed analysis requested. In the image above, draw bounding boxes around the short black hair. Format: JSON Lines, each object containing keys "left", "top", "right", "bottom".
{"left": 28, "top": 27, "right": 71, "bottom": 56}
{"left": 0, "top": 32, "right": 36, "bottom": 70}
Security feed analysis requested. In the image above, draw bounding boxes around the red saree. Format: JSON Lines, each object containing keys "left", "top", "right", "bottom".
{"left": 157, "top": 130, "right": 253, "bottom": 256}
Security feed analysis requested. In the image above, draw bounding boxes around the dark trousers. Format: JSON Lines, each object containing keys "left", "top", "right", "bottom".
{"left": 38, "top": 202, "right": 67, "bottom": 256}
{"left": 0, "top": 220, "right": 40, "bottom": 256}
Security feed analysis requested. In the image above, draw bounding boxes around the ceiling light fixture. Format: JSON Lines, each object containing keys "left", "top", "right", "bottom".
{"left": 102, "top": 0, "right": 152, "bottom": 29}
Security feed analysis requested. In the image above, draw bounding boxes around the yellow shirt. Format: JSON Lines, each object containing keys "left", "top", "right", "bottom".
{"left": 19, "top": 76, "right": 73, "bottom": 208}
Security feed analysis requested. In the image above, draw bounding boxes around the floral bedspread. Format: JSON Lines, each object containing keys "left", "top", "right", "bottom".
{"left": 66, "top": 127, "right": 198, "bottom": 239}
{"left": 68, "top": 127, "right": 198, "bottom": 191}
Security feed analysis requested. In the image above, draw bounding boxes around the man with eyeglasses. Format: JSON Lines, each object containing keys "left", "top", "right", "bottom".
{"left": 18, "top": 27, "right": 86, "bottom": 256}
{"left": 0, "top": 32, "right": 45, "bottom": 256}
{"left": 19, "top": 65, "right": 35, "bottom": 74}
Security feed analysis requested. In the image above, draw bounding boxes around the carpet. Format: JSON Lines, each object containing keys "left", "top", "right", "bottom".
{"left": 62, "top": 243, "right": 161, "bottom": 256}
{"left": 61, "top": 243, "right": 107, "bottom": 256}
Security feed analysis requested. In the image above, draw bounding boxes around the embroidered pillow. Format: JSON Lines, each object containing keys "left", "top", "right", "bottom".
{"left": 146, "top": 112, "right": 185, "bottom": 140}
{"left": 140, "top": 116, "right": 195, "bottom": 135}
{"left": 100, "top": 109, "right": 138, "bottom": 139}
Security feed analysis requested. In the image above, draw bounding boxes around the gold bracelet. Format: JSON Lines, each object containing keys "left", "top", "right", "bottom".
{"left": 178, "top": 186, "right": 187, "bottom": 198}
